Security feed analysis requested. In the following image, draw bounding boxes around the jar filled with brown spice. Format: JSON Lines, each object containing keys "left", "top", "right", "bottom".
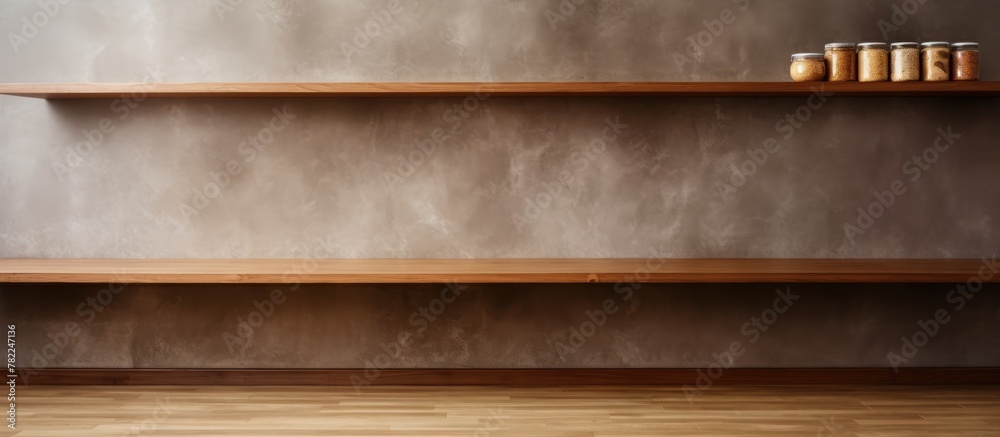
{"left": 858, "top": 42, "right": 889, "bottom": 82}
{"left": 951, "top": 42, "right": 980, "bottom": 81}
{"left": 790, "top": 53, "right": 826, "bottom": 82}
{"left": 890, "top": 42, "right": 920, "bottom": 82}
{"left": 825, "top": 43, "right": 857, "bottom": 81}
{"left": 921, "top": 42, "right": 951, "bottom": 81}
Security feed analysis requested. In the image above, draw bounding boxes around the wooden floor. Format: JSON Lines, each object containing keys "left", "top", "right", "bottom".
{"left": 9, "top": 385, "right": 1000, "bottom": 436}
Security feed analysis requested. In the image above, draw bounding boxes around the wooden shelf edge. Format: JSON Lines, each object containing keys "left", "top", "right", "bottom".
{"left": 0, "top": 258, "right": 994, "bottom": 283}
{"left": 1, "top": 82, "right": 999, "bottom": 98}
{"left": 17, "top": 367, "right": 1000, "bottom": 385}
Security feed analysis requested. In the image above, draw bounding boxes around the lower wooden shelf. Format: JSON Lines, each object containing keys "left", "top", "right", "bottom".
{"left": 16, "top": 367, "right": 1000, "bottom": 385}
{"left": 0, "top": 258, "right": 994, "bottom": 283}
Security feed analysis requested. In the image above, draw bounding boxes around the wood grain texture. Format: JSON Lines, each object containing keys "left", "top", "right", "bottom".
{"left": 0, "top": 258, "right": 995, "bottom": 283}
{"left": 1, "top": 81, "right": 999, "bottom": 98}
{"left": 11, "top": 385, "right": 1000, "bottom": 436}
{"left": 17, "top": 368, "right": 1000, "bottom": 385}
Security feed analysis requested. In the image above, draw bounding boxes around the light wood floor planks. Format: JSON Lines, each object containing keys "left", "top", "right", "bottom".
{"left": 8, "top": 385, "right": 1000, "bottom": 436}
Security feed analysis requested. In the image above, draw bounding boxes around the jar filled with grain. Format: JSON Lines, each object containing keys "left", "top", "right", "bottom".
{"left": 921, "top": 42, "right": 951, "bottom": 81}
{"left": 790, "top": 53, "right": 826, "bottom": 82}
{"left": 825, "top": 43, "right": 857, "bottom": 81}
{"left": 951, "top": 42, "right": 980, "bottom": 81}
{"left": 890, "top": 42, "right": 920, "bottom": 82}
{"left": 858, "top": 42, "right": 889, "bottom": 82}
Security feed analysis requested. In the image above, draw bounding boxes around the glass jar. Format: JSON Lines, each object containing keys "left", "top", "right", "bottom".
{"left": 951, "top": 42, "right": 980, "bottom": 81}
{"left": 890, "top": 42, "right": 920, "bottom": 82}
{"left": 790, "top": 53, "right": 826, "bottom": 82}
{"left": 858, "top": 42, "right": 889, "bottom": 82}
{"left": 825, "top": 43, "right": 857, "bottom": 82}
{"left": 921, "top": 42, "right": 950, "bottom": 81}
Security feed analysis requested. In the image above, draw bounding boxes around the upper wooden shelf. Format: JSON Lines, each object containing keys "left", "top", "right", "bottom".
{"left": 1, "top": 82, "right": 998, "bottom": 99}
{"left": 0, "top": 259, "right": 991, "bottom": 283}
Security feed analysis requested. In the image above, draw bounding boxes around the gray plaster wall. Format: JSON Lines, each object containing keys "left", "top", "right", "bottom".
{"left": 1, "top": 0, "right": 998, "bottom": 369}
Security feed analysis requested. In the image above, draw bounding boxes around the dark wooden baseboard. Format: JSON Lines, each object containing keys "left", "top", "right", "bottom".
{"left": 16, "top": 368, "right": 1000, "bottom": 386}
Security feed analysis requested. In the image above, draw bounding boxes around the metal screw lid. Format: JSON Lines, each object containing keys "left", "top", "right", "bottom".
{"left": 791, "top": 53, "right": 825, "bottom": 61}
{"left": 825, "top": 42, "right": 856, "bottom": 50}
{"left": 858, "top": 42, "right": 889, "bottom": 50}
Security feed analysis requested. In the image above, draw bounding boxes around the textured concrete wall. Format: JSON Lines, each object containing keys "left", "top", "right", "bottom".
{"left": 1, "top": 0, "right": 999, "bottom": 368}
